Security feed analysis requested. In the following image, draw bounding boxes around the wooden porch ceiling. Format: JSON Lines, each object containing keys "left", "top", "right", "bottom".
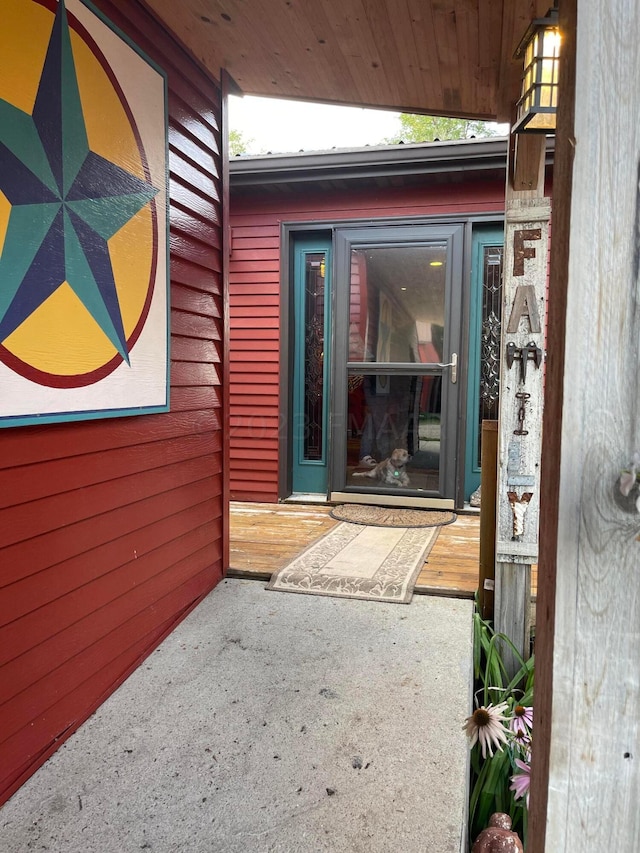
{"left": 144, "top": 0, "right": 550, "bottom": 122}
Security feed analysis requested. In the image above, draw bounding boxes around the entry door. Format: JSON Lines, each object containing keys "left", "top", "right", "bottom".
{"left": 291, "top": 237, "right": 332, "bottom": 494}
{"left": 331, "top": 224, "right": 464, "bottom": 505}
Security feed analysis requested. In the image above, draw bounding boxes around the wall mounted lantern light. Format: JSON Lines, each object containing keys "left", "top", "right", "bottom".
{"left": 512, "top": 5, "right": 560, "bottom": 134}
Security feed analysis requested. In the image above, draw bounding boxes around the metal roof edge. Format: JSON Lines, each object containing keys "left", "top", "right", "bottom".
{"left": 229, "top": 137, "right": 554, "bottom": 187}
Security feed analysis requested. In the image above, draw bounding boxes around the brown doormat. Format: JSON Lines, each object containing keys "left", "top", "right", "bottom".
{"left": 266, "top": 522, "right": 440, "bottom": 604}
{"left": 329, "top": 504, "right": 457, "bottom": 528}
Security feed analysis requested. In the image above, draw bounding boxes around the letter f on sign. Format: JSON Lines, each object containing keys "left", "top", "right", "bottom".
{"left": 513, "top": 228, "right": 542, "bottom": 276}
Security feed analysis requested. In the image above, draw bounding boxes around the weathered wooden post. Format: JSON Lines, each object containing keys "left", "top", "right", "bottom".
{"left": 530, "top": 1, "right": 640, "bottom": 848}
{"left": 494, "top": 137, "right": 550, "bottom": 671}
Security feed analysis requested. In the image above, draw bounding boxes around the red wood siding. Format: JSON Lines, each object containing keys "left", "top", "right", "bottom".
{"left": 0, "top": 0, "right": 224, "bottom": 805}
{"left": 228, "top": 179, "right": 505, "bottom": 501}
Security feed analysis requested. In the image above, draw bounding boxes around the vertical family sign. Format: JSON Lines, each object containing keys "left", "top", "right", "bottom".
{"left": 0, "top": 0, "right": 169, "bottom": 427}
{"left": 496, "top": 197, "right": 550, "bottom": 562}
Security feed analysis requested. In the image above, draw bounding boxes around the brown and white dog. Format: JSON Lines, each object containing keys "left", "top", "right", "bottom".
{"left": 352, "top": 448, "right": 411, "bottom": 487}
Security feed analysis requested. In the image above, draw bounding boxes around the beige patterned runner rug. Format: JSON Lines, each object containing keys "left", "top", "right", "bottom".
{"left": 266, "top": 522, "right": 440, "bottom": 604}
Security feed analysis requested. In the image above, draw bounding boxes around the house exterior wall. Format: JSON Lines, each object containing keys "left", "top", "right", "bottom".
{"left": 229, "top": 178, "right": 506, "bottom": 502}
{"left": 0, "top": 0, "right": 224, "bottom": 805}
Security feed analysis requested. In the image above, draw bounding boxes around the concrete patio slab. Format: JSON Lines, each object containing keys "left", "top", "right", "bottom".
{"left": 1, "top": 579, "right": 473, "bottom": 853}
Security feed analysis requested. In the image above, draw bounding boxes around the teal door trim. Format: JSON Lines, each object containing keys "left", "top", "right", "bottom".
{"left": 292, "top": 237, "right": 332, "bottom": 494}
{"left": 464, "top": 226, "right": 504, "bottom": 501}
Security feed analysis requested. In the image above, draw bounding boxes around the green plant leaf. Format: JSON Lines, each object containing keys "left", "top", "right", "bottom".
{"left": 468, "top": 600, "right": 532, "bottom": 848}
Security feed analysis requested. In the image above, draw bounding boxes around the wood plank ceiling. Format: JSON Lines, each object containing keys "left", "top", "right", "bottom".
{"left": 144, "top": 0, "right": 550, "bottom": 122}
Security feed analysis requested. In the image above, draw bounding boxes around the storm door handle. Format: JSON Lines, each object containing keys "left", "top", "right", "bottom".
{"left": 437, "top": 352, "right": 458, "bottom": 383}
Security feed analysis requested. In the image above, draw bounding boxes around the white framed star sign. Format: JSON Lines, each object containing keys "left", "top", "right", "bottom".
{"left": 0, "top": 0, "right": 169, "bottom": 428}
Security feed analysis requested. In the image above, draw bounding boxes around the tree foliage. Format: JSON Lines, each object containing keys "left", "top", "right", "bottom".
{"left": 229, "top": 128, "right": 253, "bottom": 156}
{"left": 385, "top": 113, "right": 500, "bottom": 144}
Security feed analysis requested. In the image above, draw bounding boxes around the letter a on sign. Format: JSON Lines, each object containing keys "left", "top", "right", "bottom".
{"left": 507, "top": 285, "right": 542, "bottom": 334}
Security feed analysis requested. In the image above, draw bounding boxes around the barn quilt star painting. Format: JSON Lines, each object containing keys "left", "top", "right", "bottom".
{"left": 0, "top": 0, "right": 169, "bottom": 427}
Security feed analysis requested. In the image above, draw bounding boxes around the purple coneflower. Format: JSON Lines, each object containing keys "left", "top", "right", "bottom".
{"left": 510, "top": 758, "right": 531, "bottom": 807}
{"left": 510, "top": 704, "right": 533, "bottom": 736}
{"left": 462, "top": 702, "right": 510, "bottom": 758}
{"left": 511, "top": 727, "right": 532, "bottom": 760}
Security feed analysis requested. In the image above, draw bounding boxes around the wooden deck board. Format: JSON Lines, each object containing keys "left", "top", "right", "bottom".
{"left": 229, "top": 502, "right": 338, "bottom": 576}
{"left": 228, "top": 501, "right": 538, "bottom": 600}
{"left": 417, "top": 513, "right": 480, "bottom": 597}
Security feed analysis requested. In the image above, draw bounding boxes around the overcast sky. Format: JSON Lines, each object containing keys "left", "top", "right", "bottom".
{"left": 228, "top": 95, "right": 402, "bottom": 155}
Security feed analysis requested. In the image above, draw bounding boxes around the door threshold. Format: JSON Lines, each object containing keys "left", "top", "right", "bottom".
{"left": 461, "top": 503, "right": 481, "bottom": 515}
{"left": 330, "top": 491, "right": 454, "bottom": 510}
{"left": 284, "top": 493, "right": 330, "bottom": 505}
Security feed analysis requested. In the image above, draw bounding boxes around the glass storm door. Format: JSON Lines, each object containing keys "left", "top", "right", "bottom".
{"left": 331, "top": 224, "right": 464, "bottom": 506}
{"left": 292, "top": 238, "right": 332, "bottom": 494}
